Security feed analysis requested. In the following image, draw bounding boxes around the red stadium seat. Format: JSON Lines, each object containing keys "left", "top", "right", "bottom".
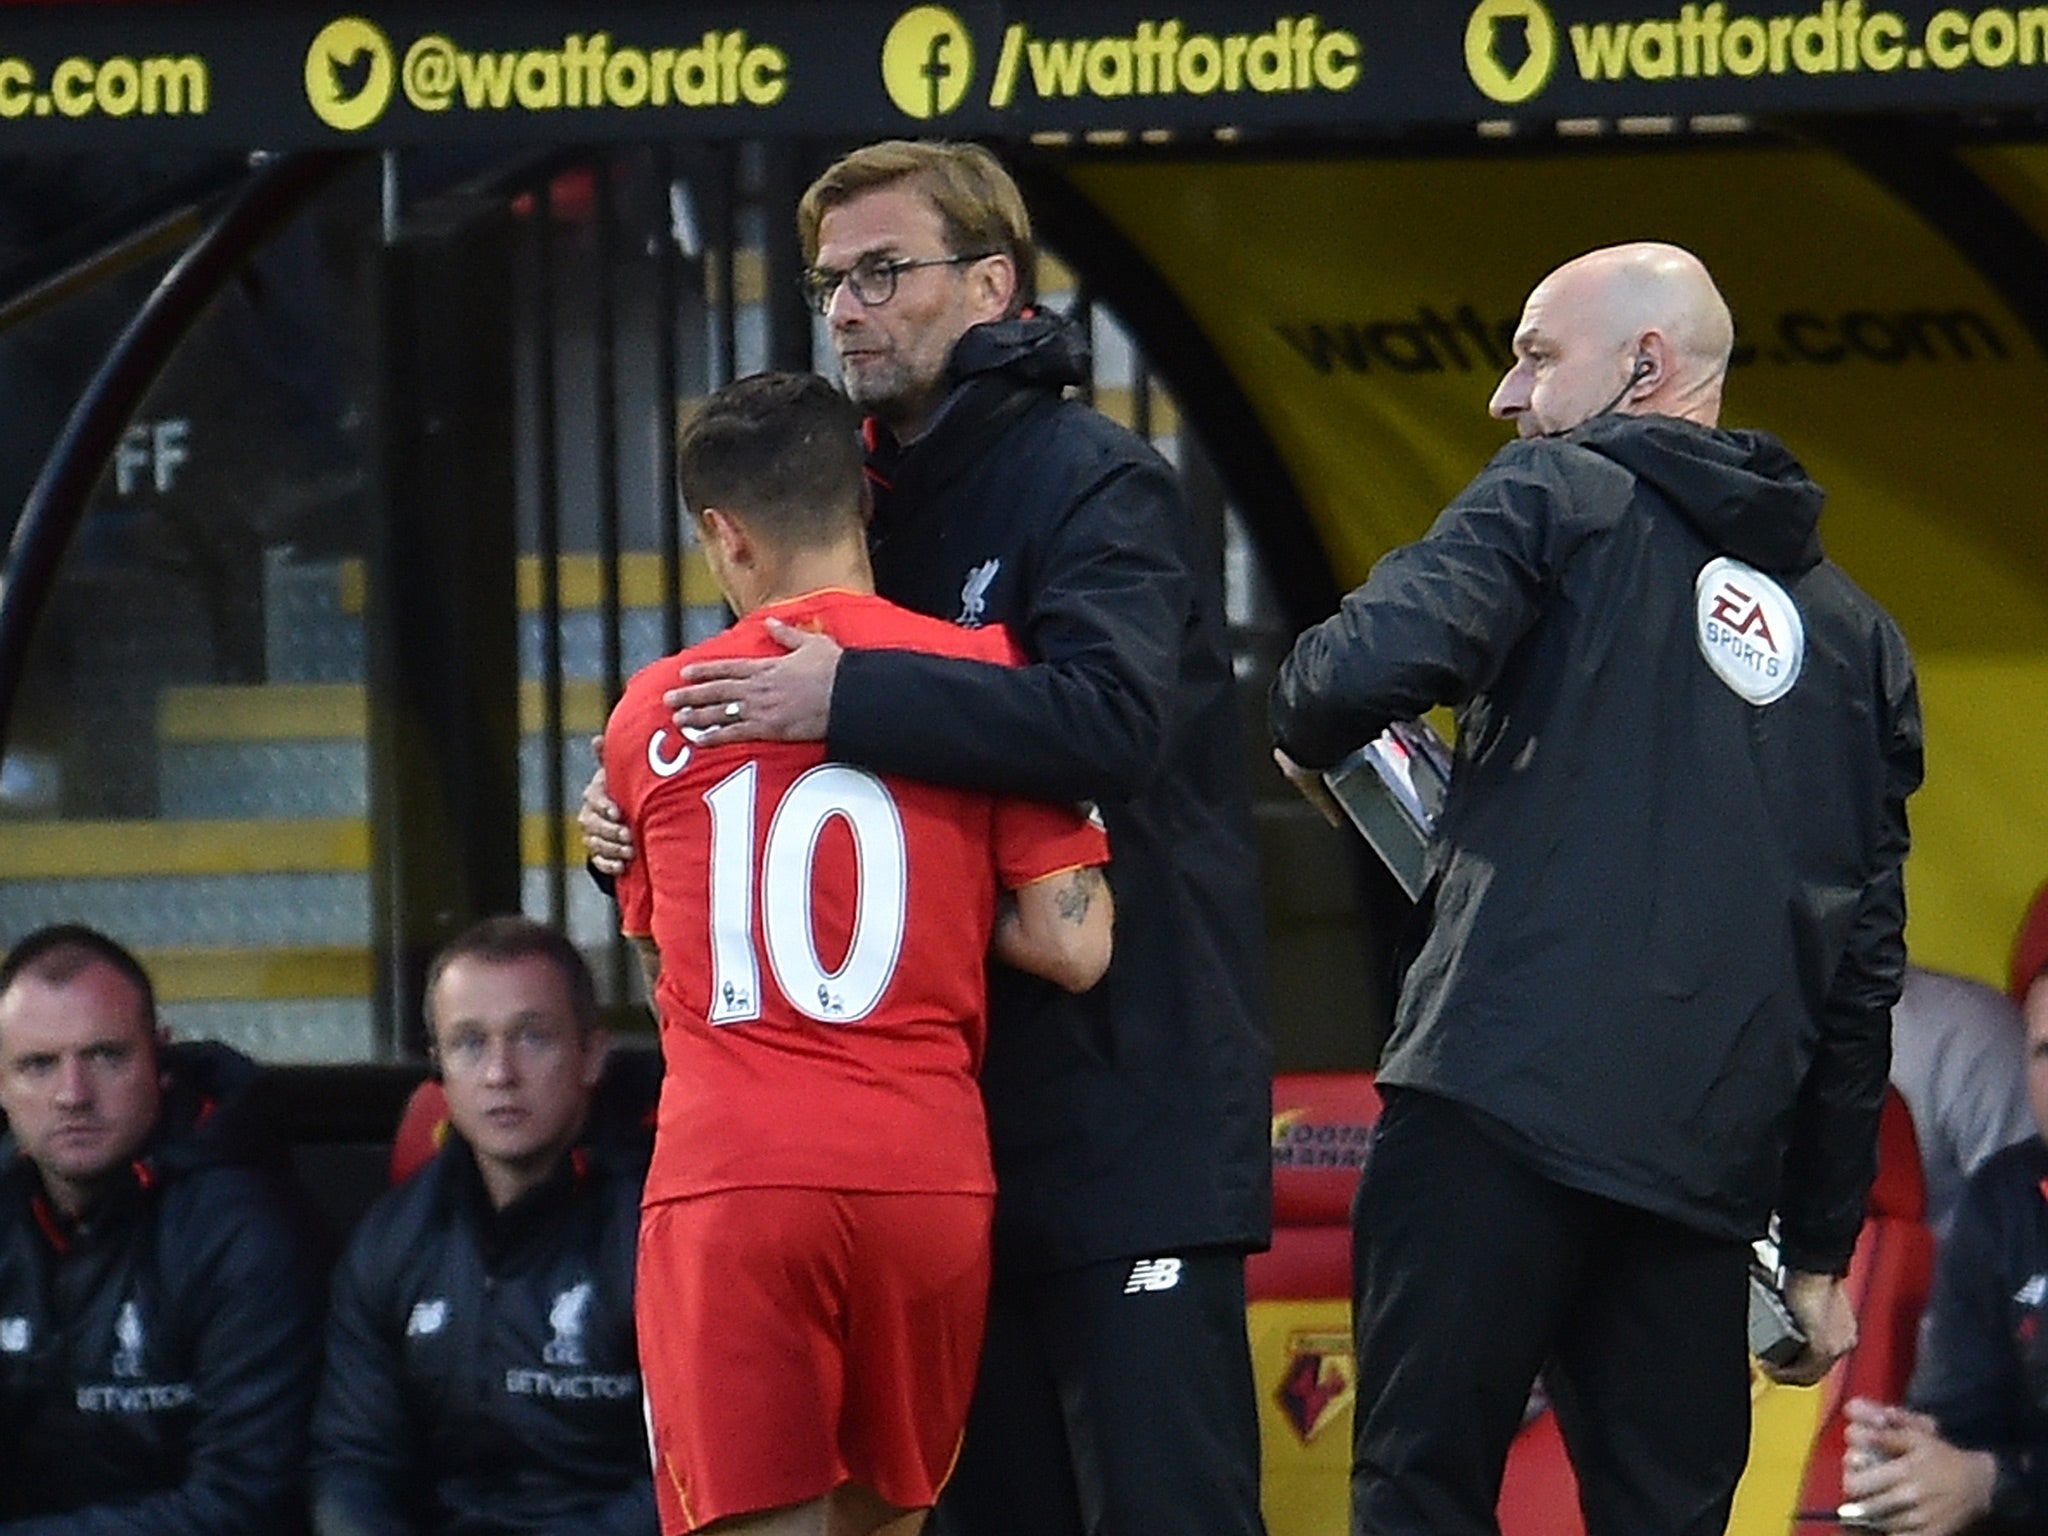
{"left": 1768, "top": 1090, "right": 1934, "bottom": 1523}
{"left": 1248, "top": 1076, "right": 1935, "bottom": 1536}
{"left": 1249, "top": 1073, "right": 1381, "bottom": 1536}
{"left": 388, "top": 1077, "right": 450, "bottom": 1185}
{"left": 2010, "top": 876, "right": 2048, "bottom": 1003}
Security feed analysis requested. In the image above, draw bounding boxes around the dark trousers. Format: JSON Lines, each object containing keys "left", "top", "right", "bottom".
{"left": 1351, "top": 1090, "right": 1752, "bottom": 1536}
{"left": 931, "top": 1248, "right": 1267, "bottom": 1536}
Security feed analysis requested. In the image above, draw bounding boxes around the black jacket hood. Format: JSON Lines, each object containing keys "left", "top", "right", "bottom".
{"left": 1569, "top": 414, "right": 1824, "bottom": 574}
{"left": 148, "top": 1039, "right": 277, "bottom": 1177}
{"left": 945, "top": 306, "right": 1091, "bottom": 393}
{"left": 869, "top": 307, "right": 1093, "bottom": 520}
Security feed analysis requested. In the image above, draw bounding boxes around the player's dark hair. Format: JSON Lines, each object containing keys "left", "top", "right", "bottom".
{"left": 677, "top": 371, "right": 865, "bottom": 549}
{"left": 423, "top": 915, "right": 599, "bottom": 1037}
{"left": 0, "top": 924, "right": 158, "bottom": 1034}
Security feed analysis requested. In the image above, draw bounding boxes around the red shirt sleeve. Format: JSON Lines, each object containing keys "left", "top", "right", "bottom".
{"left": 993, "top": 798, "right": 1110, "bottom": 890}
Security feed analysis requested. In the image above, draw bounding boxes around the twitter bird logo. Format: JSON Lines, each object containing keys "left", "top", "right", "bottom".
{"left": 304, "top": 17, "right": 394, "bottom": 131}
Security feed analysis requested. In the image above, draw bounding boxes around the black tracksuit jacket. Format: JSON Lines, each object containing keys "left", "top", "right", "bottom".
{"left": 310, "top": 1056, "right": 657, "bottom": 1536}
{"left": 1908, "top": 1135, "right": 2048, "bottom": 1531}
{"left": 827, "top": 309, "right": 1273, "bottom": 1276}
{"left": 0, "top": 1041, "right": 323, "bottom": 1535}
{"left": 1271, "top": 414, "right": 1922, "bottom": 1271}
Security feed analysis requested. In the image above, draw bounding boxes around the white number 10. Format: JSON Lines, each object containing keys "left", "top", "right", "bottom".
{"left": 701, "top": 762, "right": 909, "bottom": 1026}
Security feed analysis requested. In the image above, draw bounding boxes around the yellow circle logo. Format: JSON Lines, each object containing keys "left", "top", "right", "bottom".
{"left": 305, "top": 17, "right": 395, "bottom": 132}
{"left": 881, "top": 6, "right": 974, "bottom": 119}
{"left": 1465, "top": 0, "right": 1557, "bottom": 105}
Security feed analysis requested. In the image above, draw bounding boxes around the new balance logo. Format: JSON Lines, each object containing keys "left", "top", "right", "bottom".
{"left": 1124, "top": 1257, "right": 1183, "bottom": 1294}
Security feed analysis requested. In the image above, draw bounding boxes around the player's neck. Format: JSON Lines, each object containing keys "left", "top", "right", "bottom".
{"left": 734, "top": 541, "right": 876, "bottom": 616}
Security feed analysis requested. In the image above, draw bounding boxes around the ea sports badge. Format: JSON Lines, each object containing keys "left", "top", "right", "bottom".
{"left": 1695, "top": 556, "right": 1804, "bottom": 706}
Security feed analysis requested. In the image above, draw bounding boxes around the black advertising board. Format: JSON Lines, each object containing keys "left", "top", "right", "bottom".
{"left": 0, "top": 1, "right": 2044, "bottom": 152}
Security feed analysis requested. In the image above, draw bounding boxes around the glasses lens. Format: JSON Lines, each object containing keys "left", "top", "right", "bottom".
{"left": 846, "top": 257, "right": 898, "bottom": 307}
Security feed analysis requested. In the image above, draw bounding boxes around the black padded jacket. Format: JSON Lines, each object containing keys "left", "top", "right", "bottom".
{"left": 1271, "top": 415, "right": 1922, "bottom": 1270}
{"left": 828, "top": 309, "right": 1273, "bottom": 1275}
{"left": 309, "top": 1052, "right": 657, "bottom": 1536}
{"left": 0, "top": 1040, "right": 323, "bottom": 1535}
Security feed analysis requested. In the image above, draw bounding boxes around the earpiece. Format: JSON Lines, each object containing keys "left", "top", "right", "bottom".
{"left": 1631, "top": 354, "right": 1654, "bottom": 381}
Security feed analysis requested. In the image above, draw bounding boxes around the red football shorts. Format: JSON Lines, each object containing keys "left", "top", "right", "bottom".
{"left": 638, "top": 1187, "right": 994, "bottom": 1534}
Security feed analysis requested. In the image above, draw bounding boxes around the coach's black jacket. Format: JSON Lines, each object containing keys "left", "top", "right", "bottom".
{"left": 1271, "top": 415, "right": 1922, "bottom": 1272}
{"left": 0, "top": 1041, "right": 323, "bottom": 1534}
{"left": 827, "top": 308, "right": 1272, "bottom": 1276}
{"left": 310, "top": 1053, "right": 657, "bottom": 1536}
{"left": 1908, "top": 1136, "right": 2048, "bottom": 1530}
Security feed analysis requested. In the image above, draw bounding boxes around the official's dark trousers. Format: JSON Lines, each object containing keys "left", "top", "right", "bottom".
{"left": 931, "top": 1248, "right": 1266, "bottom": 1536}
{"left": 1351, "top": 1089, "right": 1752, "bottom": 1536}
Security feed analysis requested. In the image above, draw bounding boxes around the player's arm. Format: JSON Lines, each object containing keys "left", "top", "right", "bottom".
{"left": 598, "top": 709, "right": 662, "bottom": 1006}
{"left": 994, "top": 865, "right": 1113, "bottom": 994}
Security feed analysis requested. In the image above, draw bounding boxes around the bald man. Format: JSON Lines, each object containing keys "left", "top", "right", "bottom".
{"left": 1272, "top": 243, "right": 1922, "bottom": 1536}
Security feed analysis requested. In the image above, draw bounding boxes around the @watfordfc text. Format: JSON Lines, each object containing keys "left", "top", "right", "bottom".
{"left": 303, "top": 18, "right": 787, "bottom": 133}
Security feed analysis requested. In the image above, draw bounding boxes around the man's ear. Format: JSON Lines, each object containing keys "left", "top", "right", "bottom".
{"left": 1629, "top": 331, "right": 1671, "bottom": 395}
{"left": 581, "top": 1028, "right": 612, "bottom": 1089}
{"left": 969, "top": 252, "right": 1016, "bottom": 322}
{"left": 700, "top": 507, "right": 751, "bottom": 567}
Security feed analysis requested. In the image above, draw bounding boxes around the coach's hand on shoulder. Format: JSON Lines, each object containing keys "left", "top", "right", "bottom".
{"left": 579, "top": 742, "right": 634, "bottom": 875}
{"left": 1764, "top": 1270, "right": 1857, "bottom": 1387}
{"left": 664, "top": 619, "right": 840, "bottom": 745}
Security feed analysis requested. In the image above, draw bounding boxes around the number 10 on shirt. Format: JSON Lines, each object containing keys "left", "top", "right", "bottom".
{"left": 702, "top": 762, "right": 909, "bottom": 1028}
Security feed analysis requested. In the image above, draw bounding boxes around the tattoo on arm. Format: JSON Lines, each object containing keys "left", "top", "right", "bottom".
{"left": 1056, "top": 868, "right": 1105, "bottom": 925}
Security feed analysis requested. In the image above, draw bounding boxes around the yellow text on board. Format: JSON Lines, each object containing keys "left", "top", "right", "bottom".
{"left": 987, "top": 15, "right": 1362, "bottom": 107}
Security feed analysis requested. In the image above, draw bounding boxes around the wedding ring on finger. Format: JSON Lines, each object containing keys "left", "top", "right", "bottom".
{"left": 723, "top": 700, "right": 743, "bottom": 722}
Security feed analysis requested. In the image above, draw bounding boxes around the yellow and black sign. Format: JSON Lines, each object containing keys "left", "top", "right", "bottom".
{"left": 6, "top": 1, "right": 2048, "bottom": 149}
{"left": 1466, "top": 0, "right": 1559, "bottom": 103}
{"left": 880, "top": 5, "right": 976, "bottom": 119}
{"left": 0, "top": 49, "right": 208, "bottom": 125}
{"left": 304, "top": 17, "right": 393, "bottom": 132}
{"left": 0, "top": 1, "right": 1389, "bottom": 149}
{"left": 1072, "top": 149, "right": 2048, "bottom": 993}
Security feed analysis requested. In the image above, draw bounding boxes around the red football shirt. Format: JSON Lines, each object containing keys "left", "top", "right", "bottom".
{"left": 605, "top": 589, "right": 1110, "bottom": 1202}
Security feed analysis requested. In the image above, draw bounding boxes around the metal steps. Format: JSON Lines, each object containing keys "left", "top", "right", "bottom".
{"left": 7, "top": 550, "right": 723, "bottom": 1061}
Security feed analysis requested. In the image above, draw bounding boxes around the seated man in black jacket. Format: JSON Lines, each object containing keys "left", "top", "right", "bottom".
{"left": 1839, "top": 957, "right": 2048, "bottom": 1534}
{"left": 311, "top": 916, "right": 656, "bottom": 1536}
{"left": 0, "top": 923, "right": 323, "bottom": 1535}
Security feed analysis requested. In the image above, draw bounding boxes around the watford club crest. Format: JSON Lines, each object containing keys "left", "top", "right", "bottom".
{"left": 1276, "top": 1330, "right": 1356, "bottom": 1444}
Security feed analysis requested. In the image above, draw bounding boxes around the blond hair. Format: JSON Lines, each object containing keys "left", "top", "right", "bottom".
{"left": 798, "top": 140, "right": 1037, "bottom": 313}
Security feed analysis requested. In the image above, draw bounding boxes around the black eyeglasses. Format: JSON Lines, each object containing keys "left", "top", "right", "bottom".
{"left": 798, "top": 252, "right": 994, "bottom": 315}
